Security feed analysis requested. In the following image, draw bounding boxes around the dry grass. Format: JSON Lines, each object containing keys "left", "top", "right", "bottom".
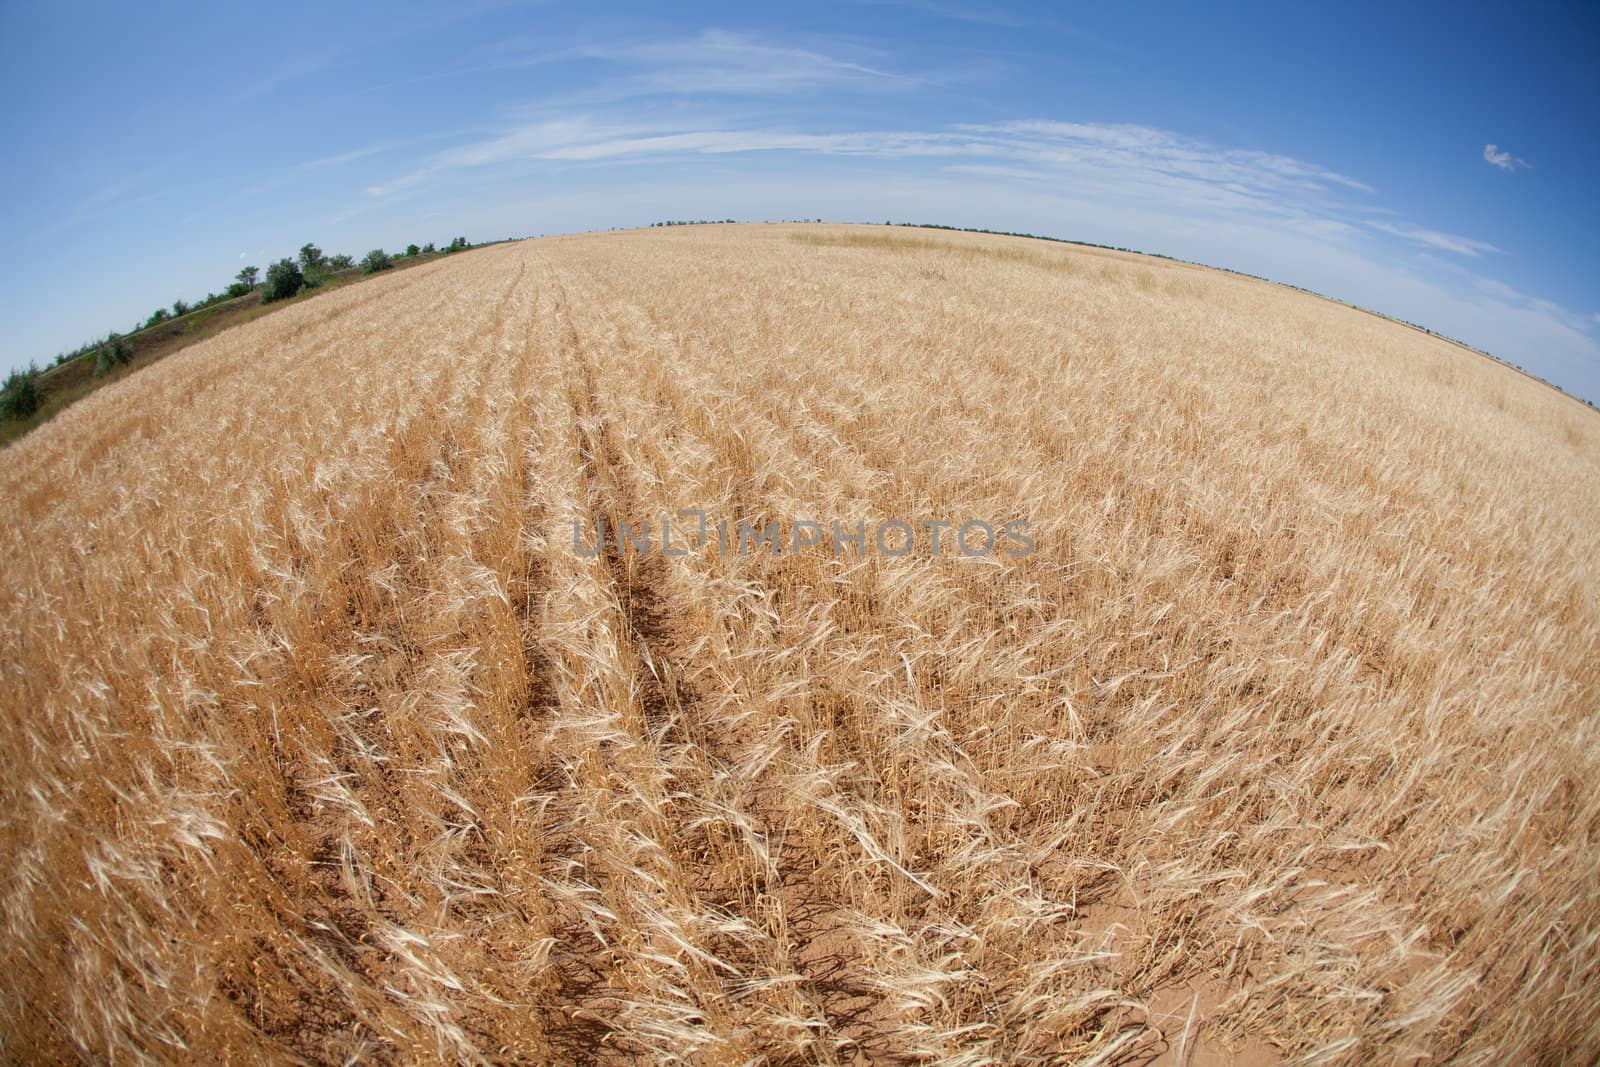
{"left": 2, "top": 223, "right": 1597, "bottom": 1064}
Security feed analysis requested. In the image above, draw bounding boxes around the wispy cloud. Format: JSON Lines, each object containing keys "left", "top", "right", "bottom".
{"left": 1476, "top": 278, "right": 1522, "bottom": 301}
{"left": 1483, "top": 143, "right": 1530, "bottom": 171}
{"left": 589, "top": 30, "right": 910, "bottom": 93}
{"left": 850, "top": 0, "right": 1031, "bottom": 28}
{"left": 943, "top": 163, "right": 1052, "bottom": 181}
{"left": 1368, "top": 220, "right": 1500, "bottom": 257}
{"left": 360, "top": 28, "right": 921, "bottom": 109}
{"left": 299, "top": 142, "right": 409, "bottom": 171}
{"left": 1470, "top": 276, "right": 1596, "bottom": 342}
{"left": 368, "top": 110, "right": 1376, "bottom": 236}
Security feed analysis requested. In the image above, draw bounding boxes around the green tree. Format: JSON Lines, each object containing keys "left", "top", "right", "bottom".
{"left": 298, "top": 243, "right": 324, "bottom": 274}
{"left": 236, "top": 265, "right": 259, "bottom": 287}
{"left": 0, "top": 367, "right": 42, "bottom": 419}
{"left": 360, "top": 248, "right": 393, "bottom": 274}
{"left": 406, "top": 243, "right": 420, "bottom": 257}
{"left": 325, "top": 253, "right": 354, "bottom": 271}
{"left": 262, "top": 258, "right": 305, "bottom": 303}
{"left": 173, "top": 299, "right": 189, "bottom": 317}
{"left": 422, "top": 242, "right": 436, "bottom": 253}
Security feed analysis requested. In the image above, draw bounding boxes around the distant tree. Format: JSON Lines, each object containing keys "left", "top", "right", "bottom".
{"left": 325, "top": 253, "right": 354, "bottom": 271}
{"left": 406, "top": 243, "right": 420, "bottom": 257}
{"left": 0, "top": 367, "right": 42, "bottom": 419}
{"left": 145, "top": 307, "right": 170, "bottom": 328}
{"left": 173, "top": 299, "right": 190, "bottom": 317}
{"left": 445, "top": 236, "right": 469, "bottom": 252}
{"left": 298, "top": 243, "right": 324, "bottom": 274}
{"left": 421, "top": 241, "right": 436, "bottom": 253}
{"left": 236, "top": 265, "right": 259, "bottom": 287}
{"left": 262, "top": 258, "right": 305, "bottom": 303}
{"left": 95, "top": 343, "right": 115, "bottom": 377}
{"left": 360, "top": 248, "right": 393, "bottom": 274}
{"left": 109, "top": 333, "right": 131, "bottom": 366}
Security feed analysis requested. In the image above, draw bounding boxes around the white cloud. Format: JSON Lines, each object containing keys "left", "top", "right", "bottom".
{"left": 975, "top": 120, "right": 1373, "bottom": 193}
{"left": 944, "top": 163, "right": 1053, "bottom": 181}
{"left": 1475, "top": 278, "right": 1521, "bottom": 301}
{"left": 850, "top": 0, "right": 1032, "bottom": 27}
{"left": 588, "top": 30, "right": 909, "bottom": 94}
{"left": 1483, "top": 143, "right": 1530, "bottom": 171}
{"left": 1368, "top": 221, "right": 1500, "bottom": 257}
{"left": 370, "top": 113, "right": 1376, "bottom": 243}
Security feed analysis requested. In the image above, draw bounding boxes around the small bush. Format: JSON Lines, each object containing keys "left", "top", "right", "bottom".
{"left": 226, "top": 282, "right": 252, "bottom": 298}
{"left": 1, "top": 367, "right": 42, "bottom": 419}
{"left": 360, "top": 249, "right": 393, "bottom": 274}
{"left": 422, "top": 242, "right": 436, "bottom": 254}
{"left": 326, "top": 254, "right": 354, "bottom": 271}
{"left": 262, "top": 259, "right": 305, "bottom": 303}
{"left": 406, "top": 243, "right": 420, "bottom": 257}
{"left": 173, "top": 299, "right": 190, "bottom": 317}
{"left": 94, "top": 332, "right": 132, "bottom": 378}
{"left": 145, "top": 308, "right": 170, "bottom": 329}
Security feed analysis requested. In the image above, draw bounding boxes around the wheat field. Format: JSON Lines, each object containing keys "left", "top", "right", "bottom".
{"left": 2, "top": 224, "right": 1598, "bottom": 1064}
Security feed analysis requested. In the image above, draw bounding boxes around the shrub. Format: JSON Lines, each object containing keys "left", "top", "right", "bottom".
{"left": 0, "top": 367, "right": 42, "bottom": 419}
{"left": 94, "top": 332, "right": 133, "bottom": 377}
{"left": 446, "top": 236, "right": 469, "bottom": 252}
{"left": 325, "top": 254, "right": 354, "bottom": 271}
{"left": 145, "top": 308, "right": 170, "bottom": 329}
{"left": 406, "top": 243, "right": 420, "bottom": 257}
{"left": 262, "top": 259, "right": 305, "bottom": 303}
{"left": 226, "top": 281, "right": 252, "bottom": 298}
{"left": 236, "top": 265, "right": 259, "bottom": 287}
{"left": 173, "top": 299, "right": 190, "bottom": 317}
{"left": 360, "top": 249, "right": 393, "bottom": 274}
{"left": 422, "top": 242, "right": 436, "bottom": 254}
{"left": 298, "top": 243, "right": 323, "bottom": 273}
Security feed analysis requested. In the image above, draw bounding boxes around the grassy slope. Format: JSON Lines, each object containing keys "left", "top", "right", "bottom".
{"left": 2, "top": 250, "right": 466, "bottom": 447}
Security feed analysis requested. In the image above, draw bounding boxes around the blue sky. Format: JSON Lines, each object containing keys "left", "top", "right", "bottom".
{"left": 3, "top": 0, "right": 1597, "bottom": 401}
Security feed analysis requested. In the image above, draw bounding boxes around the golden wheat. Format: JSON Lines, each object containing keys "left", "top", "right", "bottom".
{"left": 2, "top": 224, "right": 1597, "bottom": 1064}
